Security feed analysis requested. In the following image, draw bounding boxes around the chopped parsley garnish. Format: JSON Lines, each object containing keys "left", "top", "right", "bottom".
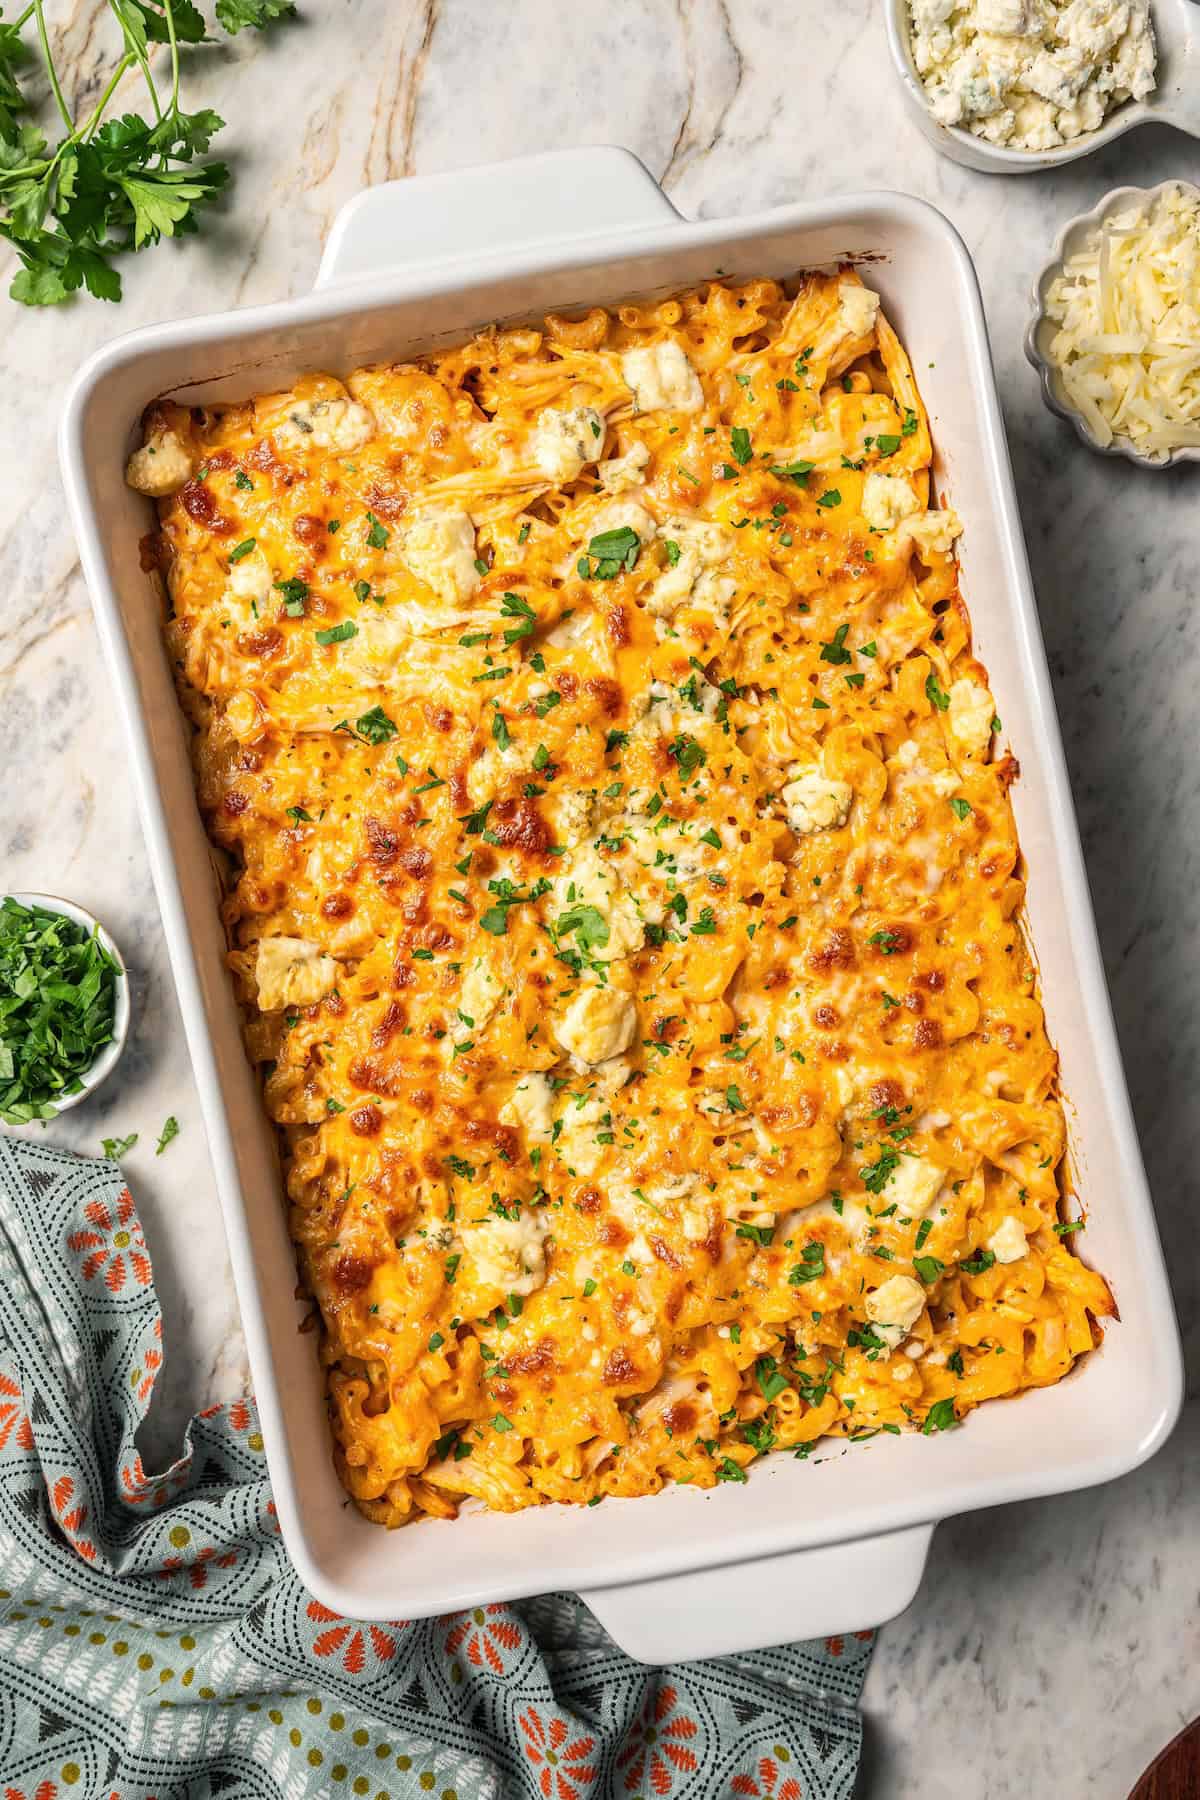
{"left": 860, "top": 1146, "right": 900, "bottom": 1193}
{"left": 365, "top": 511, "right": 389, "bottom": 549}
{"left": 578, "top": 526, "right": 640, "bottom": 580}
{"left": 669, "top": 733, "right": 706, "bottom": 778}
{"left": 925, "top": 670, "right": 950, "bottom": 711}
{"left": 228, "top": 538, "right": 256, "bottom": 563}
{"left": 352, "top": 705, "right": 398, "bottom": 745}
{"left": 736, "top": 1222, "right": 774, "bottom": 1247}
{"left": 922, "top": 1398, "right": 957, "bottom": 1434}
{"left": 730, "top": 426, "right": 753, "bottom": 466}
{"left": 788, "top": 1241, "right": 825, "bottom": 1285}
{"left": 755, "top": 1355, "right": 788, "bottom": 1402}
{"left": 742, "top": 1415, "right": 777, "bottom": 1453}
{"left": 913, "top": 1256, "right": 944, "bottom": 1285}
{"left": 479, "top": 876, "right": 548, "bottom": 937}
{"left": 155, "top": 1114, "right": 180, "bottom": 1156}
{"left": 0, "top": 897, "right": 122, "bottom": 1124}
{"left": 274, "top": 576, "right": 309, "bottom": 616}
{"left": 949, "top": 797, "right": 972, "bottom": 820}
{"left": 770, "top": 459, "right": 814, "bottom": 484}
{"left": 960, "top": 1248, "right": 996, "bottom": 1275}
{"left": 816, "top": 488, "right": 842, "bottom": 509}
{"left": 101, "top": 1132, "right": 138, "bottom": 1160}
{"left": 555, "top": 904, "right": 610, "bottom": 955}
{"left": 819, "top": 622, "right": 852, "bottom": 665}
{"left": 500, "top": 591, "right": 536, "bottom": 644}
{"left": 315, "top": 621, "right": 357, "bottom": 646}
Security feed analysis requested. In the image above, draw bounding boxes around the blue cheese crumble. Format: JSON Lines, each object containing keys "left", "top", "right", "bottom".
{"left": 907, "top": 0, "right": 1156, "bottom": 150}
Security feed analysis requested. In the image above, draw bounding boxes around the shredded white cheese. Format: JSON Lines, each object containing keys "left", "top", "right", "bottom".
{"left": 1043, "top": 185, "right": 1200, "bottom": 462}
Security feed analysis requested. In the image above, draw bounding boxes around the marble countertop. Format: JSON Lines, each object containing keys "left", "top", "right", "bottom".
{"left": 2, "top": 1, "right": 1198, "bottom": 1791}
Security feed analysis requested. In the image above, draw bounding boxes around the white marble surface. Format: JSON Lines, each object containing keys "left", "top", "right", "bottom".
{"left": 1, "top": 1, "right": 1197, "bottom": 1791}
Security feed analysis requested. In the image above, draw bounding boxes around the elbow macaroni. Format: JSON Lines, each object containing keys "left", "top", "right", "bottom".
{"left": 131, "top": 268, "right": 1113, "bottom": 1528}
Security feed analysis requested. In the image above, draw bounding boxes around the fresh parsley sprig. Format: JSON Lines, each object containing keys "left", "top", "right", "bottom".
{"left": 0, "top": 0, "right": 293, "bottom": 307}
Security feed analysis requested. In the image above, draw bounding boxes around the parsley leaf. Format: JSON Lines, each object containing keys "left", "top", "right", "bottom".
{"left": 860, "top": 1146, "right": 900, "bottom": 1193}
{"left": 274, "top": 576, "right": 308, "bottom": 616}
{"left": 353, "top": 705, "right": 398, "bottom": 745}
{"left": 499, "top": 591, "right": 536, "bottom": 644}
{"left": 578, "top": 526, "right": 640, "bottom": 580}
{"left": 555, "top": 904, "right": 610, "bottom": 954}
{"left": 315, "top": 621, "right": 357, "bottom": 646}
{"left": 788, "top": 1241, "right": 826, "bottom": 1285}
{"left": 922, "top": 1398, "right": 957, "bottom": 1434}
{"left": 216, "top": 0, "right": 296, "bottom": 30}
{"left": 669, "top": 733, "right": 706, "bottom": 778}
{"left": 819, "top": 622, "right": 852, "bottom": 666}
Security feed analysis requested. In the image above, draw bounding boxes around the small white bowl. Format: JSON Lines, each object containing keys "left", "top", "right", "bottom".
{"left": 1025, "top": 179, "right": 1200, "bottom": 470}
{"left": 884, "top": 0, "right": 1200, "bottom": 175}
{"left": 4, "top": 892, "right": 131, "bottom": 1116}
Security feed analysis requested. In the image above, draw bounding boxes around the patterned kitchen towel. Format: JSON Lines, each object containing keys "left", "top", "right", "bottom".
{"left": 0, "top": 1136, "right": 873, "bottom": 1799}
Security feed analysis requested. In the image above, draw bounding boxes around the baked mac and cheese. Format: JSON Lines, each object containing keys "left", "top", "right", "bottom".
{"left": 129, "top": 269, "right": 1113, "bottom": 1525}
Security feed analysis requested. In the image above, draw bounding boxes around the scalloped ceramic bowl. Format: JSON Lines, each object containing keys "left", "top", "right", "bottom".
{"left": 1026, "top": 179, "right": 1200, "bottom": 470}
{"left": 884, "top": 0, "right": 1200, "bottom": 174}
{"left": 4, "top": 892, "right": 131, "bottom": 1114}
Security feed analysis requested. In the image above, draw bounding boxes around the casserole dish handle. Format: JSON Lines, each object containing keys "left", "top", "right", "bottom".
{"left": 578, "top": 1522, "right": 934, "bottom": 1664}
{"left": 316, "top": 145, "right": 681, "bottom": 288}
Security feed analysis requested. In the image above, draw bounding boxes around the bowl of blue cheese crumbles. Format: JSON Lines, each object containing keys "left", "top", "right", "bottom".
{"left": 889, "top": 0, "right": 1161, "bottom": 168}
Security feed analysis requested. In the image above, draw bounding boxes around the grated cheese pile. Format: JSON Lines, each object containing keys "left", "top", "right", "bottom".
{"left": 1043, "top": 184, "right": 1200, "bottom": 461}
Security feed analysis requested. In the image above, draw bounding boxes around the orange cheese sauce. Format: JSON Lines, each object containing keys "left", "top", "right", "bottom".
{"left": 132, "top": 270, "right": 1113, "bottom": 1526}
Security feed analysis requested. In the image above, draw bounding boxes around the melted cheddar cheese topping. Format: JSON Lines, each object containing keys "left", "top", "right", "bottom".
{"left": 130, "top": 270, "right": 1114, "bottom": 1526}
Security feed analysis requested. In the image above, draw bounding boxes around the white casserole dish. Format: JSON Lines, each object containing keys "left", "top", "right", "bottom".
{"left": 59, "top": 147, "right": 1182, "bottom": 1664}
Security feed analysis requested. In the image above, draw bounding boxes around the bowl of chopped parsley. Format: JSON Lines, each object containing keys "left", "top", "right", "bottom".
{"left": 0, "top": 894, "right": 130, "bottom": 1126}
